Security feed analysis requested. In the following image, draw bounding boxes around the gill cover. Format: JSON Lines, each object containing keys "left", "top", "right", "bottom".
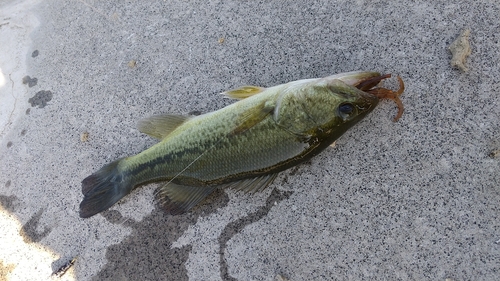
{"left": 273, "top": 79, "right": 378, "bottom": 137}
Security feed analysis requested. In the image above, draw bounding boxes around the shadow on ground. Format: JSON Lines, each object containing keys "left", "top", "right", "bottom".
{"left": 93, "top": 189, "right": 229, "bottom": 281}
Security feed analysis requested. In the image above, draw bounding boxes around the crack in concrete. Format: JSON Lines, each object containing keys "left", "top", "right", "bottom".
{"left": 0, "top": 73, "right": 17, "bottom": 139}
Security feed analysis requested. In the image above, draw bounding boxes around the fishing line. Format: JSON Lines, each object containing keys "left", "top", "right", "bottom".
{"left": 81, "top": 100, "right": 274, "bottom": 268}
{"left": 153, "top": 138, "right": 224, "bottom": 200}
{"left": 74, "top": 141, "right": 224, "bottom": 271}
{"left": 117, "top": 109, "right": 270, "bottom": 226}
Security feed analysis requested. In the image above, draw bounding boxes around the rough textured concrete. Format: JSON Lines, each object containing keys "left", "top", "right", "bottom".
{"left": 0, "top": 0, "right": 499, "bottom": 280}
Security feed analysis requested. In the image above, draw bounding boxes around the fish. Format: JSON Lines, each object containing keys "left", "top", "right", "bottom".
{"left": 79, "top": 71, "right": 404, "bottom": 218}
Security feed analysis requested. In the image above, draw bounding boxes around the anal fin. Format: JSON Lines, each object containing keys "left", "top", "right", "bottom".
{"left": 156, "top": 182, "right": 217, "bottom": 215}
{"left": 156, "top": 174, "right": 279, "bottom": 215}
{"left": 225, "top": 174, "right": 278, "bottom": 194}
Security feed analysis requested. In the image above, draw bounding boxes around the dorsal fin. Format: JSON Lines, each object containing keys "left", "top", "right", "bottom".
{"left": 221, "top": 86, "right": 265, "bottom": 100}
{"left": 137, "top": 114, "right": 192, "bottom": 140}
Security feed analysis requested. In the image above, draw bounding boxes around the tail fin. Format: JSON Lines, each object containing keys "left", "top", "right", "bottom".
{"left": 79, "top": 158, "right": 132, "bottom": 218}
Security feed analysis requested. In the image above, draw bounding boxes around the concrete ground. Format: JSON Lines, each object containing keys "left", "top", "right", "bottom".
{"left": 1, "top": 0, "right": 499, "bottom": 280}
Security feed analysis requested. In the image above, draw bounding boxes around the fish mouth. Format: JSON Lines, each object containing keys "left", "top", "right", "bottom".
{"left": 329, "top": 71, "right": 383, "bottom": 107}
{"left": 356, "top": 85, "right": 380, "bottom": 111}
{"left": 352, "top": 73, "right": 391, "bottom": 91}
{"left": 344, "top": 72, "right": 405, "bottom": 122}
{"left": 328, "top": 71, "right": 382, "bottom": 87}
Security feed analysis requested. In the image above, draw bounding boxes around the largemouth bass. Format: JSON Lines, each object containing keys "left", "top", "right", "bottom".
{"left": 79, "top": 71, "right": 404, "bottom": 218}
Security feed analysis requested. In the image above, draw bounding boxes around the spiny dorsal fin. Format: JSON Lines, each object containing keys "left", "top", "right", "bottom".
{"left": 222, "top": 86, "right": 265, "bottom": 100}
{"left": 137, "top": 114, "right": 192, "bottom": 140}
{"left": 231, "top": 101, "right": 275, "bottom": 135}
{"left": 155, "top": 182, "right": 217, "bottom": 215}
{"left": 225, "top": 174, "right": 278, "bottom": 194}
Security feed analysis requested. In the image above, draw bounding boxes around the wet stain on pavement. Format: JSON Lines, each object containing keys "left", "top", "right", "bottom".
{"left": 219, "top": 188, "right": 294, "bottom": 281}
{"left": 22, "top": 76, "right": 38, "bottom": 87}
{"left": 19, "top": 208, "right": 52, "bottom": 243}
{"left": 100, "top": 210, "right": 124, "bottom": 224}
{"left": 0, "top": 194, "right": 17, "bottom": 212}
{"left": 28, "top": 90, "right": 53, "bottom": 108}
{"left": 93, "top": 189, "right": 230, "bottom": 281}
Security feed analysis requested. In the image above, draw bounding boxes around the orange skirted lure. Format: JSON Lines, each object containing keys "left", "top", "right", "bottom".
{"left": 354, "top": 74, "right": 405, "bottom": 121}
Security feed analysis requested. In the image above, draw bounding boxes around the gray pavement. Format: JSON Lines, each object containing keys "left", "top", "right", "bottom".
{"left": 0, "top": 0, "right": 499, "bottom": 280}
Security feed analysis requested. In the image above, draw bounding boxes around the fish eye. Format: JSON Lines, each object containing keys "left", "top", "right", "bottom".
{"left": 338, "top": 103, "right": 356, "bottom": 120}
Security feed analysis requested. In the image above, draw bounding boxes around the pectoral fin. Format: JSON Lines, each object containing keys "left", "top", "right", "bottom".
{"left": 137, "top": 114, "right": 192, "bottom": 140}
{"left": 231, "top": 101, "right": 275, "bottom": 135}
{"left": 222, "top": 86, "right": 265, "bottom": 100}
{"left": 156, "top": 182, "right": 217, "bottom": 215}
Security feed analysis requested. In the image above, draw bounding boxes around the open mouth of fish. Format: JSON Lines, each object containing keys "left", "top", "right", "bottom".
{"left": 353, "top": 73, "right": 405, "bottom": 121}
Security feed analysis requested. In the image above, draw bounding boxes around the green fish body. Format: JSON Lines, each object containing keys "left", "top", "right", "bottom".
{"left": 79, "top": 71, "right": 385, "bottom": 218}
